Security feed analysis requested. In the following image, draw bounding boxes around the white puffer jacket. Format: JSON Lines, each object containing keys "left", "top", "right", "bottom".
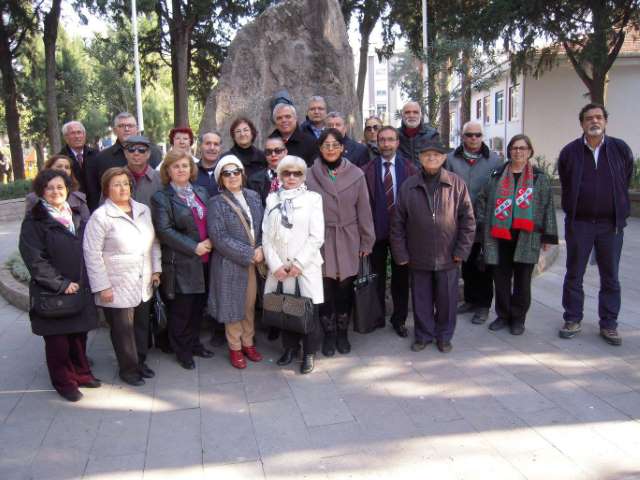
{"left": 84, "top": 198, "right": 161, "bottom": 308}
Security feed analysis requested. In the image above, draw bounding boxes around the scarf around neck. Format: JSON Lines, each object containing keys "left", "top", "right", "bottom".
{"left": 41, "top": 199, "right": 75, "bottom": 234}
{"left": 267, "top": 184, "right": 308, "bottom": 246}
{"left": 462, "top": 149, "right": 483, "bottom": 166}
{"left": 321, "top": 156, "right": 342, "bottom": 182}
{"left": 490, "top": 162, "right": 535, "bottom": 240}
{"left": 171, "top": 182, "right": 204, "bottom": 219}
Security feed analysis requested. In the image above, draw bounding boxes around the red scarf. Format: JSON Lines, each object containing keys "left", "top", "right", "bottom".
{"left": 130, "top": 165, "right": 148, "bottom": 182}
{"left": 404, "top": 127, "right": 419, "bottom": 138}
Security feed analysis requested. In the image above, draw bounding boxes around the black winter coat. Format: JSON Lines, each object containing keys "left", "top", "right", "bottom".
{"left": 221, "top": 145, "right": 267, "bottom": 179}
{"left": 269, "top": 127, "right": 319, "bottom": 167}
{"left": 19, "top": 201, "right": 98, "bottom": 336}
{"left": 398, "top": 121, "right": 441, "bottom": 166}
{"left": 151, "top": 184, "right": 210, "bottom": 298}
{"left": 58, "top": 144, "right": 98, "bottom": 194}
{"left": 246, "top": 168, "right": 274, "bottom": 206}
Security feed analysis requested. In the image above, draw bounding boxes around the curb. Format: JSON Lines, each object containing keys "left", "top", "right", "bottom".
{"left": 0, "top": 266, "right": 29, "bottom": 311}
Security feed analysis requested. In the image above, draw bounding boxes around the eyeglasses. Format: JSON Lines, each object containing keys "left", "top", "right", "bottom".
{"left": 281, "top": 170, "right": 304, "bottom": 178}
{"left": 117, "top": 123, "right": 136, "bottom": 130}
{"left": 364, "top": 125, "right": 380, "bottom": 132}
{"left": 265, "top": 147, "right": 286, "bottom": 156}
{"left": 233, "top": 128, "right": 251, "bottom": 136}
{"left": 221, "top": 169, "right": 243, "bottom": 178}
{"left": 510, "top": 146, "right": 530, "bottom": 152}
{"left": 111, "top": 182, "right": 131, "bottom": 189}
{"left": 126, "top": 146, "right": 148, "bottom": 154}
{"left": 320, "top": 142, "right": 342, "bottom": 151}
{"left": 464, "top": 132, "right": 482, "bottom": 138}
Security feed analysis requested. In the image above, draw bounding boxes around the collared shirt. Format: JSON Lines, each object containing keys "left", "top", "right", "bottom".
{"left": 71, "top": 148, "right": 84, "bottom": 165}
{"left": 310, "top": 124, "right": 323, "bottom": 139}
{"left": 583, "top": 135, "right": 605, "bottom": 167}
{"left": 380, "top": 154, "right": 398, "bottom": 200}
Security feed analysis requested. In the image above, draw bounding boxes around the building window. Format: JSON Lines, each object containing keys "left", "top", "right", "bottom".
{"left": 476, "top": 99, "right": 482, "bottom": 120}
{"left": 376, "top": 90, "right": 387, "bottom": 97}
{"left": 495, "top": 91, "right": 504, "bottom": 123}
{"left": 483, "top": 96, "right": 490, "bottom": 124}
{"left": 509, "top": 84, "right": 519, "bottom": 121}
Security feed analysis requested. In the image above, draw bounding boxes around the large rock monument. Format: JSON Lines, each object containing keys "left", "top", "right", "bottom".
{"left": 199, "top": 0, "right": 360, "bottom": 146}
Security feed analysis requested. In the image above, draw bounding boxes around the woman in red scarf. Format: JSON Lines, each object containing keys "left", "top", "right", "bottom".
{"left": 476, "top": 135, "right": 558, "bottom": 335}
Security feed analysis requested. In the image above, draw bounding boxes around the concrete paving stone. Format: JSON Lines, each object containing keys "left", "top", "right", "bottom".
{"left": 197, "top": 359, "right": 243, "bottom": 386}
{"left": 146, "top": 408, "right": 202, "bottom": 458}
{"left": 249, "top": 397, "right": 313, "bottom": 457}
{"left": 318, "top": 452, "right": 387, "bottom": 479}
{"left": 90, "top": 411, "right": 151, "bottom": 458}
{"left": 602, "top": 391, "right": 640, "bottom": 419}
{"left": 5, "top": 390, "right": 62, "bottom": 422}
{"left": 307, "top": 421, "right": 367, "bottom": 457}
{"left": 151, "top": 363, "right": 200, "bottom": 412}
{"left": 570, "top": 369, "right": 635, "bottom": 398}
{"left": 588, "top": 419, "right": 640, "bottom": 457}
{"left": 287, "top": 372, "right": 354, "bottom": 427}
{"left": 40, "top": 408, "right": 102, "bottom": 454}
{"left": 143, "top": 464, "right": 203, "bottom": 480}
{"left": 401, "top": 394, "right": 463, "bottom": 427}
{"left": 507, "top": 447, "right": 596, "bottom": 480}
{"left": 448, "top": 450, "right": 528, "bottom": 480}
{"left": 243, "top": 369, "right": 292, "bottom": 404}
{"left": 202, "top": 460, "right": 265, "bottom": 480}
{"left": 83, "top": 453, "right": 145, "bottom": 480}
{"left": 261, "top": 450, "right": 329, "bottom": 480}
{"left": 29, "top": 446, "right": 89, "bottom": 480}
{"left": 0, "top": 392, "right": 22, "bottom": 422}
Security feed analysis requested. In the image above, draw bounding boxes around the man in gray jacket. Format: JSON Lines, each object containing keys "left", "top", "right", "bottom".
{"left": 446, "top": 122, "right": 502, "bottom": 324}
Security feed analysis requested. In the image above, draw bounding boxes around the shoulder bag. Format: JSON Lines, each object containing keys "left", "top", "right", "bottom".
{"left": 352, "top": 256, "right": 384, "bottom": 333}
{"left": 30, "top": 280, "right": 86, "bottom": 319}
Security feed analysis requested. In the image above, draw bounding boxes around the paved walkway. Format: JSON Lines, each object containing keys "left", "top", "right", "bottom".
{"left": 1, "top": 214, "right": 640, "bottom": 480}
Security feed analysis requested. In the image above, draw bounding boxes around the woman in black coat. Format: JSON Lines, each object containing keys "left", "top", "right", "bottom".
{"left": 221, "top": 117, "right": 267, "bottom": 178}
{"left": 19, "top": 170, "right": 99, "bottom": 402}
{"left": 151, "top": 150, "right": 214, "bottom": 370}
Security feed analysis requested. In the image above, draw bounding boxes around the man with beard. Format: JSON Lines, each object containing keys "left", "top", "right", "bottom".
{"left": 558, "top": 103, "right": 634, "bottom": 346}
{"left": 398, "top": 101, "right": 440, "bottom": 166}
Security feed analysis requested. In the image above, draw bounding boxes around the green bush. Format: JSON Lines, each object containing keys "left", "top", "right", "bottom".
{"left": 0, "top": 180, "right": 32, "bottom": 201}
{"left": 6, "top": 251, "right": 30, "bottom": 284}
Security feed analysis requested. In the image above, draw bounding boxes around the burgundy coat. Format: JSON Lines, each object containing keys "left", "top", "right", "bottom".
{"left": 307, "top": 158, "right": 375, "bottom": 279}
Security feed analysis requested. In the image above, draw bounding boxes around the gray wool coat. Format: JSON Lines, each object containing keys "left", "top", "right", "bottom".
{"left": 306, "top": 158, "right": 375, "bottom": 280}
{"left": 207, "top": 189, "right": 264, "bottom": 324}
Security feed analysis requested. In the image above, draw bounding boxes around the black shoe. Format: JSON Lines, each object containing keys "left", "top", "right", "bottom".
{"left": 60, "top": 389, "right": 83, "bottom": 402}
{"left": 489, "top": 318, "right": 508, "bottom": 331}
{"left": 322, "top": 333, "right": 336, "bottom": 357}
{"left": 411, "top": 340, "right": 431, "bottom": 352}
{"left": 392, "top": 323, "right": 409, "bottom": 338}
{"left": 457, "top": 302, "right": 476, "bottom": 314}
{"left": 120, "top": 374, "right": 145, "bottom": 386}
{"left": 437, "top": 340, "right": 452, "bottom": 353}
{"left": 193, "top": 348, "right": 215, "bottom": 359}
{"left": 336, "top": 330, "right": 351, "bottom": 354}
{"left": 79, "top": 378, "right": 102, "bottom": 388}
{"left": 267, "top": 327, "right": 280, "bottom": 341}
{"left": 301, "top": 354, "right": 315, "bottom": 374}
{"left": 178, "top": 358, "right": 196, "bottom": 370}
{"left": 277, "top": 348, "right": 295, "bottom": 366}
{"left": 471, "top": 308, "right": 489, "bottom": 325}
{"left": 140, "top": 363, "right": 155, "bottom": 378}
{"left": 510, "top": 324, "right": 525, "bottom": 336}
{"left": 210, "top": 333, "right": 226, "bottom": 347}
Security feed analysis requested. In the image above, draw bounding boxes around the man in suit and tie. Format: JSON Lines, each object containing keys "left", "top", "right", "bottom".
{"left": 59, "top": 121, "right": 97, "bottom": 194}
{"left": 363, "top": 126, "right": 418, "bottom": 337}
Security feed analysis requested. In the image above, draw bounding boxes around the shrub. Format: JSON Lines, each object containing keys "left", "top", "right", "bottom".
{"left": 0, "top": 180, "right": 32, "bottom": 201}
{"left": 6, "top": 251, "right": 30, "bottom": 283}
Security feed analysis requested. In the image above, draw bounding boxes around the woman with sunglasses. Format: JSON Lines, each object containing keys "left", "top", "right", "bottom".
{"left": 307, "top": 128, "right": 375, "bottom": 357}
{"left": 151, "top": 150, "right": 214, "bottom": 370}
{"left": 262, "top": 156, "right": 324, "bottom": 374}
{"left": 207, "top": 155, "right": 264, "bottom": 369}
{"left": 476, "top": 134, "right": 558, "bottom": 335}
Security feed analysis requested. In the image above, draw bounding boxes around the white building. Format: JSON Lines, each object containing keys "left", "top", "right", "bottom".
{"left": 454, "top": 34, "right": 640, "bottom": 166}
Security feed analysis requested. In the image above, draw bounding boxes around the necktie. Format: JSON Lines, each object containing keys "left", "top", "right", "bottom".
{"left": 76, "top": 152, "right": 83, "bottom": 167}
{"left": 383, "top": 161, "right": 394, "bottom": 211}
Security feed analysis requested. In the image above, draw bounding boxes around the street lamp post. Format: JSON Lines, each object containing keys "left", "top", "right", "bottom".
{"left": 422, "top": 0, "right": 429, "bottom": 118}
{"left": 131, "top": 0, "right": 144, "bottom": 133}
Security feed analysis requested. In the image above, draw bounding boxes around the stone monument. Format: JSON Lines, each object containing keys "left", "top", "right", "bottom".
{"left": 199, "top": 0, "right": 360, "bottom": 146}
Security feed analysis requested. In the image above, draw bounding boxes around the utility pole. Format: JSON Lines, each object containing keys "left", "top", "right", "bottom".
{"left": 422, "top": 0, "right": 429, "bottom": 118}
{"left": 131, "top": 0, "right": 144, "bottom": 132}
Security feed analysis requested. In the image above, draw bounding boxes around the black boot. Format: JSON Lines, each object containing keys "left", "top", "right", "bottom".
{"left": 320, "top": 314, "right": 336, "bottom": 357}
{"left": 301, "top": 354, "right": 315, "bottom": 374}
{"left": 336, "top": 314, "right": 351, "bottom": 354}
{"left": 277, "top": 348, "right": 295, "bottom": 366}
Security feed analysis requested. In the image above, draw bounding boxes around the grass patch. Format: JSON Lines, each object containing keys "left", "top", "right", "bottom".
{"left": 6, "top": 251, "right": 30, "bottom": 284}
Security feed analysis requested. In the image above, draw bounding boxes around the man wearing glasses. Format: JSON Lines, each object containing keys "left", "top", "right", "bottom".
{"left": 248, "top": 137, "right": 288, "bottom": 206}
{"left": 86, "top": 112, "right": 162, "bottom": 211}
{"left": 446, "top": 121, "right": 502, "bottom": 325}
{"left": 122, "top": 135, "right": 162, "bottom": 207}
{"left": 363, "top": 116, "right": 382, "bottom": 162}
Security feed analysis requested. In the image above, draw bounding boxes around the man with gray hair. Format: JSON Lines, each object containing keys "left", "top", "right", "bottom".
{"left": 300, "top": 96, "right": 328, "bottom": 139}
{"left": 446, "top": 121, "right": 502, "bottom": 324}
{"left": 59, "top": 120, "right": 97, "bottom": 194}
{"left": 326, "top": 111, "right": 369, "bottom": 168}
{"left": 86, "top": 112, "right": 162, "bottom": 211}
{"left": 398, "top": 101, "right": 440, "bottom": 166}
{"left": 269, "top": 103, "right": 318, "bottom": 167}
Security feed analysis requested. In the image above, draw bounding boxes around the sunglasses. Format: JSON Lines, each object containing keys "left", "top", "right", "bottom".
{"left": 221, "top": 169, "right": 243, "bottom": 178}
{"left": 126, "top": 146, "right": 148, "bottom": 154}
{"left": 364, "top": 125, "right": 380, "bottom": 132}
{"left": 281, "top": 170, "right": 303, "bottom": 178}
{"left": 463, "top": 132, "right": 482, "bottom": 138}
{"left": 265, "top": 147, "right": 286, "bottom": 156}
{"left": 320, "top": 142, "right": 342, "bottom": 151}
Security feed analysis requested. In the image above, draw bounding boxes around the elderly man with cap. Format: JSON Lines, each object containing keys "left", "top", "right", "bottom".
{"left": 123, "top": 135, "right": 163, "bottom": 207}
{"left": 207, "top": 155, "right": 264, "bottom": 369}
{"left": 391, "top": 140, "right": 475, "bottom": 353}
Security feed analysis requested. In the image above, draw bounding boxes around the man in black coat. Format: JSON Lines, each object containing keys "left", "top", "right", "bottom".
{"left": 59, "top": 120, "right": 97, "bottom": 194}
{"left": 398, "top": 101, "right": 440, "bottom": 166}
{"left": 269, "top": 103, "right": 318, "bottom": 167}
{"left": 85, "top": 112, "right": 162, "bottom": 211}
{"left": 326, "top": 111, "right": 370, "bottom": 168}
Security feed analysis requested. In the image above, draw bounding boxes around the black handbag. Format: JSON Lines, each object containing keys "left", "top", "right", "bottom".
{"left": 262, "top": 279, "right": 315, "bottom": 335}
{"left": 29, "top": 280, "right": 86, "bottom": 319}
{"left": 352, "top": 256, "right": 384, "bottom": 334}
{"left": 150, "top": 288, "right": 168, "bottom": 334}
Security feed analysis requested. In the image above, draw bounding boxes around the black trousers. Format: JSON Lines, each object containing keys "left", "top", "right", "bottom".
{"left": 103, "top": 307, "right": 140, "bottom": 377}
{"left": 281, "top": 306, "right": 321, "bottom": 354}
{"left": 371, "top": 240, "right": 410, "bottom": 326}
{"left": 411, "top": 268, "right": 459, "bottom": 343}
{"left": 461, "top": 242, "right": 493, "bottom": 308}
{"left": 493, "top": 240, "right": 534, "bottom": 327}
{"left": 133, "top": 299, "right": 151, "bottom": 363}
{"left": 167, "top": 292, "right": 206, "bottom": 362}
{"left": 319, "top": 276, "right": 355, "bottom": 320}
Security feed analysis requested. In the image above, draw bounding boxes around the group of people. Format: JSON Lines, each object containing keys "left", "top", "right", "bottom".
{"left": 18, "top": 96, "right": 633, "bottom": 404}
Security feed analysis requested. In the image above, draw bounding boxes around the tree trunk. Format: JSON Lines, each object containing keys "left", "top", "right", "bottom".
{"left": 459, "top": 46, "right": 472, "bottom": 126}
{"left": 0, "top": 20, "right": 25, "bottom": 180}
{"left": 438, "top": 57, "right": 451, "bottom": 147}
{"left": 34, "top": 141, "right": 45, "bottom": 171}
{"left": 169, "top": 10, "right": 194, "bottom": 128}
{"left": 43, "top": 0, "right": 62, "bottom": 154}
{"left": 356, "top": 10, "right": 379, "bottom": 126}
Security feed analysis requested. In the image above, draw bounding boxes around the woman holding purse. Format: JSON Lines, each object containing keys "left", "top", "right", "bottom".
{"left": 262, "top": 156, "right": 324, "bottom": 374}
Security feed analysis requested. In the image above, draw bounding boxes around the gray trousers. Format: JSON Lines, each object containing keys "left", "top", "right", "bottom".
{"left": 410, "top": 268, "right": 459, "bottom": 343}
{"left": 103, "top": 300, "right": 149, "bottom": 377}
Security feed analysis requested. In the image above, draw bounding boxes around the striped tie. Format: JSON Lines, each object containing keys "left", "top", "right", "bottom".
{"left": 383, "top": 161, "right": 394, "bottom": 211}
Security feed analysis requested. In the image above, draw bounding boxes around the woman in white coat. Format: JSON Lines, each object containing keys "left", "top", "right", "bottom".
{"left": 262, "top": 156, "right": 324, "bottom": 374}
{"left": 84, "top": 167, "right": 161, "bottom": 386}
